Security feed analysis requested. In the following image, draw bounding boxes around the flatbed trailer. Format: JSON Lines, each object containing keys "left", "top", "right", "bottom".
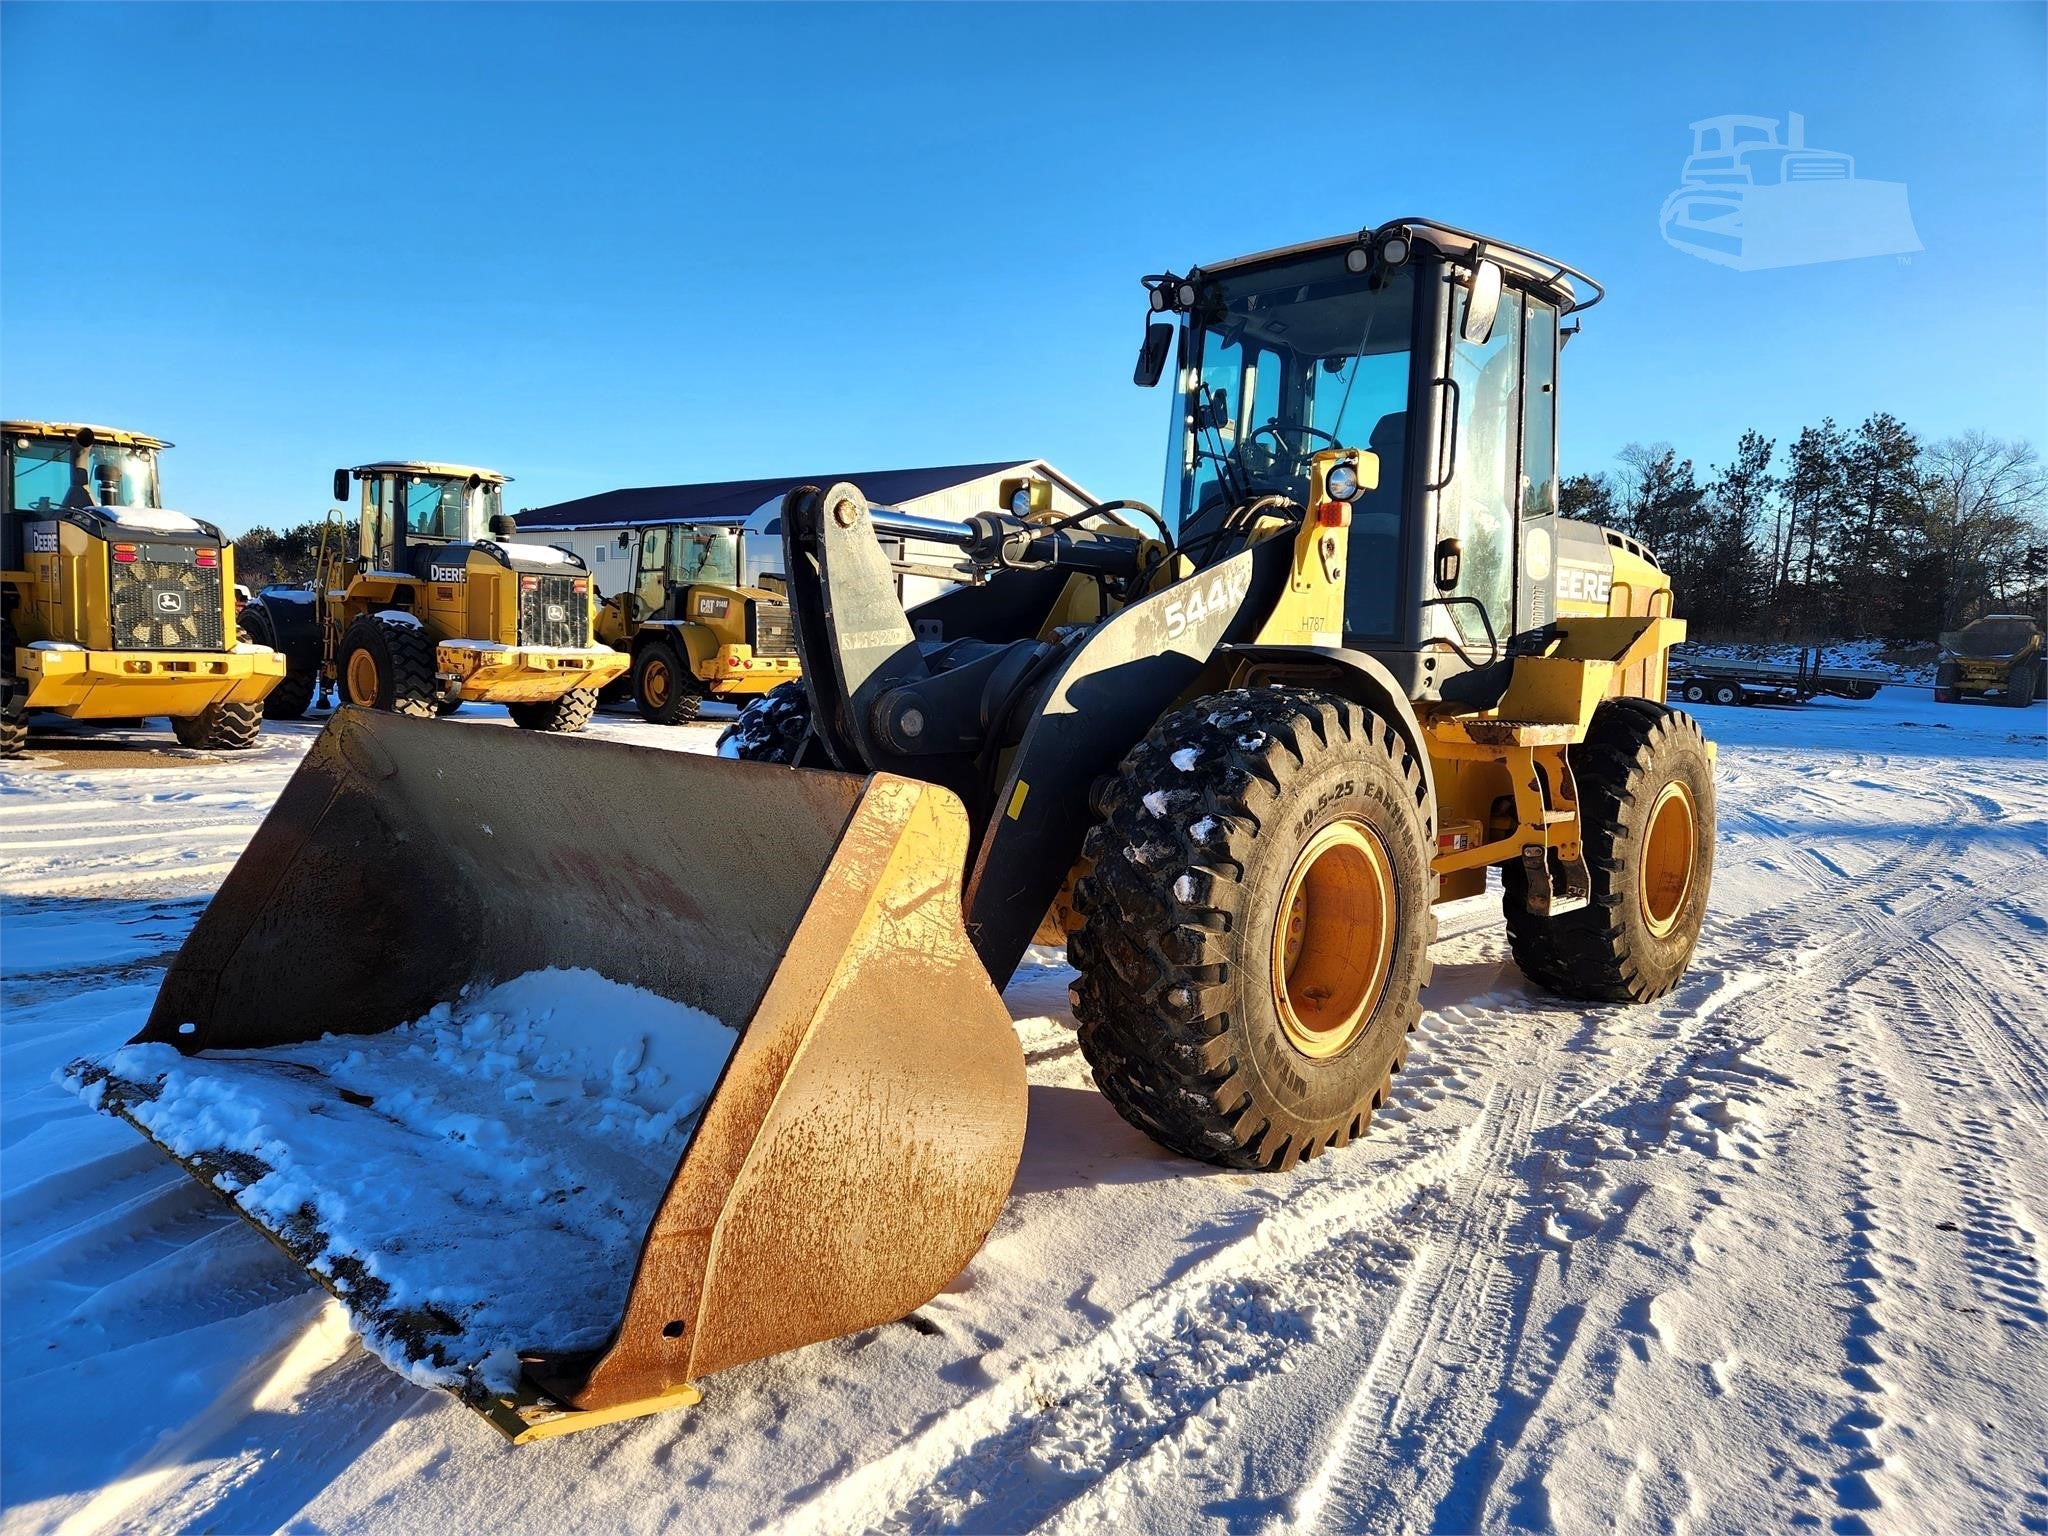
{"left": 1673, "top": 649, "right": 1887, "bottom": 706}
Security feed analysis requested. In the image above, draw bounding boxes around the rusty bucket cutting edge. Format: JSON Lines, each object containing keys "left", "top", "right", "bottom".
{"left": 104, "top": 707, "right": 1027, "bottom": 1433}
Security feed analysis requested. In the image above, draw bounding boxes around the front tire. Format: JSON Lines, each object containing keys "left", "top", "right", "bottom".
{"left": 1071, "top": 688, "right": 1435, "bottom": 1172}
{"left": 1505, "top": 699, "right": 1714, "bottom": 1004}
{"left": 718, "top": 679, "right": 809, "bottom": 761}
{"left": 633, "top": 640, "right": 702, "bottom": 725}
{"left": 509, "top": 687, "right": 598, "bottom": 733}
{"left": 171, "top": 701, "right": 263, "bottom": 751}
{"left": 1, "top": 619, "right": 24, "bottom": 758}
{"left": 336, "top": 612, "right": 436, "bottom": 718}
{"left": 2004, "top": 662, "right": 2037, "bottom": 708}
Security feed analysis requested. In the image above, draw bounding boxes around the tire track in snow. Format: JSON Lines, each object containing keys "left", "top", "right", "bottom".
{"left": 760, "top": 778, "right": 2019, "bottom": 1535}
{"left": 761, "top": 1121, "right": 1484, "bottom": 1536}
{"left": 1292, "top": 1084, "right": 1545, "bottom": 1534}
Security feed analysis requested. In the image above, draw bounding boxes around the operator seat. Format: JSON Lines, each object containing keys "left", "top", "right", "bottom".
{"left": 1343, "top": 410, "right": 1405, "bottom": 635}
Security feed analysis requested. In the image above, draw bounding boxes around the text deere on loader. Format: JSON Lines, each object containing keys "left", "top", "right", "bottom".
{"left": 240, "top": 462, "right": 626, "bottom": 729}
{"left": 79, "top": 219, "right": 1713, "bottom": 1439}
{"left": 2, "top": 421, "right": 285, "bottom": 756}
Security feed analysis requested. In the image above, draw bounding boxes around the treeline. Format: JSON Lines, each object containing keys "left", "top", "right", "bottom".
{"left": 1561, "top": 423, "right": 2047, "bottom": 642}
{"left": 232, "top": 518, "right": 358, "bottom": 588}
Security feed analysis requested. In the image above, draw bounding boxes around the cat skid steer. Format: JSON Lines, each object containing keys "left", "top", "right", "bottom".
{"left": 78, "top": 218, "right": 1712, "bottom": 1439}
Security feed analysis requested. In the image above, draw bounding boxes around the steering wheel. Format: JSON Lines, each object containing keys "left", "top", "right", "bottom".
{"left": 1251, "top": 421, "right": 1340, "bottom": 464}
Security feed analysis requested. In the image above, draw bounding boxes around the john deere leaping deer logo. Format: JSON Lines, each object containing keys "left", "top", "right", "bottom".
{"left": 1660, "top": 112, "right": 1921, "bottom": 271}
{"left": 154, "top": 590, "right": 187, "bottom": 616}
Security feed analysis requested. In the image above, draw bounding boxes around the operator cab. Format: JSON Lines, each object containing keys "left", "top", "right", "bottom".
{"left": 1143, "top": 219, "right": 1601, "bottom": 701}
{"left": 339, "top": 461, "right": 512, "bottom": 568}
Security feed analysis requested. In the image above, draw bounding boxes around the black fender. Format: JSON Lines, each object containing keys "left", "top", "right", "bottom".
{"left": 1214, "top": 643, "right": 1436, "bottom": 818}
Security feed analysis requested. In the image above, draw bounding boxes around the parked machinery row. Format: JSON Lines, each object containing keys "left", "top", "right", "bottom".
{"left": 3, "top": 437, "right": 639, "bottom": 756}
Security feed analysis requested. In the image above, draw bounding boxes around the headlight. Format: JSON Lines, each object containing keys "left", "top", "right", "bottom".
{"left": 1009, "top": 486, "right": 1034, "bottom": 516}
{"left": 1380, "top": 233, "right": 1411, "bottom": 266}
{"left": 1326, "top": 462, "right": 1361, "bottom": 502}
{"left": 1344, "top": 245, "right": 1372, "bottom": 274}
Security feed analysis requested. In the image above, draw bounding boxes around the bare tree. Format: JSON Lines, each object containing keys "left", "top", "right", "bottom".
{"left": 1919, "top": 434, "right": 2048, "bottom": 628}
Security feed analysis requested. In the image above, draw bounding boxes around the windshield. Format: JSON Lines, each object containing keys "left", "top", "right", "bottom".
{"left": 9, "top": 435, "right": 162, "bottom": 513}
{"left": 1170, "top": 254, "right": 1417, "bottom": 637}
{"left": 401, "top": 476, "right": 500, "bottom": 542}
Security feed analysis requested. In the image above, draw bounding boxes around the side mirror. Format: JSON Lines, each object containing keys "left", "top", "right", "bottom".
{"left": 1134, "top": 321, "right": 1173, "bottom": 388}
{"left": 1461, "top": 260, "right": 1503, "bottom": 346}
{"left": 1433, "top": 536, "right": 1464, "bottom": 592}
{"left": 332, "top": 468, "right": 351, "bottom": 503}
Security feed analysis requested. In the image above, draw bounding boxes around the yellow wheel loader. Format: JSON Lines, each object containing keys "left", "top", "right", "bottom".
{"left": 1934, "top": 613, "right": 2041, "bottom": 707}
{"left": 76, "top": 219, "right": 1714, "bottom": 1440}
{"left": 2, "top": 421, "right": 284, "bottom": 756}
{"left": 584, "top": 516, "right": 800, "bottom": 724}
{"left": 239, "top": 462, "right": 626, "bottom": 730}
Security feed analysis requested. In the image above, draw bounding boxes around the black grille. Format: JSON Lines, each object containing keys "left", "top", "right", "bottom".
{"left": 111, "top": 551, "right": 225, "bottom": 652}
{"left": 750, "top": 601, "right": 795, "bottom": 657}
{"left": 519, "top": 573, "right": 586, "bottom": 647}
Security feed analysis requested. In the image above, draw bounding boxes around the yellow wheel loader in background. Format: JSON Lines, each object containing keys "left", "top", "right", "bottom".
{"left": 1934, "top": 613, "right": 2041, "bottom": 707}
{"left": 239, "top": 462, "right": 626, "bottom": 730}
{"left": 78, "top": 219, "right": 1714, "bottom": 1440}
{"left": 584, "top": 515, "right": 801, "bottom": 724}
{"left": 2, "top": 421, "right": 284, "bottom": 756}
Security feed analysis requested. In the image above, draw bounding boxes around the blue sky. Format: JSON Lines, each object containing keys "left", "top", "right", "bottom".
{"left": 3, "top": 2, "right": 2042, "bottom": 535}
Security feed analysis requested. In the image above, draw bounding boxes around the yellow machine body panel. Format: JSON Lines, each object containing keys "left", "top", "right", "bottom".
{"left": 4, "top": 425, "right": 285, "bottom": 728}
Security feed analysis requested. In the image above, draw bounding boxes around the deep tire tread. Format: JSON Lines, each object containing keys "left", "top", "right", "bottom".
{"left": 1503, "top": 699, "right": 1713, "bottom": 1005}
{"left": 1070, "top": 687, "right": 1435, "bottom": 1173}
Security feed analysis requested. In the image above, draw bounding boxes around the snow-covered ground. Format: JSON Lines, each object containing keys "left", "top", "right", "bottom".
{"left": 2, "top": 692, "right": 2043, "bottom": 1535}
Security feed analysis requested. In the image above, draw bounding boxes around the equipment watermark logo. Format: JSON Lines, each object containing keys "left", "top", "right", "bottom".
{"left": 1660, "top": 112, "right": 1921, "bottom": 270}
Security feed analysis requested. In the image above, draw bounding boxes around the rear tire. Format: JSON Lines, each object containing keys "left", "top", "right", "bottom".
{"left": 1710, "top": 682, "right": 1743, "bottom": 707}
{"left": 337, "top": 613, "right": 436, "bottom": 718}
{"left": 1504, "top": 699, "right": 1714, "bottom": 1004}
{"left": 2004, "top": 663, "right": 2036, "bottom": 708}
{"left": 719, "top": 679, "right": 810, "bottom": 761}
{"left": 509, "top": 687, "right": 598, "bottom": 733}
{"left": 633, "top": 640, "right": 702, "bottom": 725}
{"left": 1070, "top": 688, "right": 1435, "bottom": 1171}
{"left": 1681, "top": 680, "right": 1707, "bottom": 704}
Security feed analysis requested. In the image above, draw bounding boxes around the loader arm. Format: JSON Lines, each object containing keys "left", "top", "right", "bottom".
{"left": 779, "top": 481, "right": 1293, "bottom": 986}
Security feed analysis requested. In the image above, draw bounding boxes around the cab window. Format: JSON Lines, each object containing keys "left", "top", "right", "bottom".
{"left": 9, "top": 438, "right": 70, "bottom": 512}
{"left": 402, "top": 478, "right": 468, "bottom": 541}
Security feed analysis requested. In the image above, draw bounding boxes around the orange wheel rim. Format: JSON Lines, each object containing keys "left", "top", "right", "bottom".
{"left": 1269, "top": 818, "right": 1397, "bottom": 1059}
{"left": 1640, "top": 779, "right": 1697, "bottom": 938}
{"left": 346, "top": 650, "right": 381, "bottom": 707}
{"left": 644, "top": 658, "right": 670, "bottom": 708}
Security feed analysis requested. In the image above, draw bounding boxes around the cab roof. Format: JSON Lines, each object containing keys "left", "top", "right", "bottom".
{"left": 349, "top": 461, "right": 511, "bottom": 484}
{"left": 4, "top": 420, "right": 172, "bottom": 450}
{"left": 1195, "top": 217, "right": 1604, "bottom": 315}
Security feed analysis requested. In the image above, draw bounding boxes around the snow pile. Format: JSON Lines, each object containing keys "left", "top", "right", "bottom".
{"left": 96, "top": 505, "right": 206, "bottom": 534}
{"left": 67, "top": 968, "right": 738, "bottom": 1393}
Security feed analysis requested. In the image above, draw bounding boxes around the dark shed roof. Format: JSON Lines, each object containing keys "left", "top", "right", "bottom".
{"left": 516, "top": 461, "right": 1031, "bottom": 531}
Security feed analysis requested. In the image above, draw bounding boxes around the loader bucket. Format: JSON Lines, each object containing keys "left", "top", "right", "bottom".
{"left": 76, "top": 707, "right": 1025, "bottom": 1440}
